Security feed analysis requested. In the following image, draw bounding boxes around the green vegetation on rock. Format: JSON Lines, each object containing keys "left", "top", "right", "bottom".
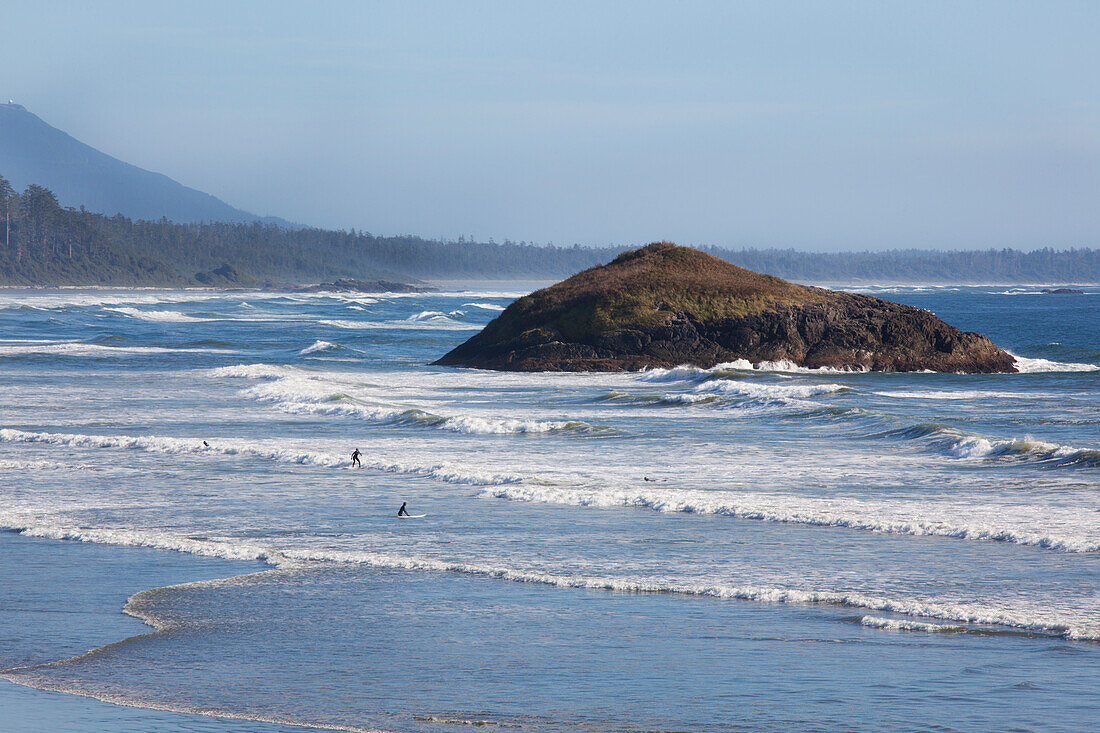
{"left": 435, "top": 243, "right": 1018, "bottom": 373}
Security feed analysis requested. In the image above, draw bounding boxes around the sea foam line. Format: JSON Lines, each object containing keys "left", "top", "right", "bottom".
{"left": 481, "top": 485, "right": 1100, "bottom": 553}
{"left": 215, "top": 364, "right": 603, "bottom": 436}
{"left": 0, "top": 342, "right": 231, "bottom": 357}
{"left": 0, "top": 428, "right": 523, "bottom": 486}
{"left": 2, "top": 522, "right": 1093, "bottom": 641}
{"left": 639, "top": 361, "right": 864, "bottom": 383}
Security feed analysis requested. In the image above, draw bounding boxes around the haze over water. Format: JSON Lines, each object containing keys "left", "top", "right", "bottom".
{"left": 0, "top": 284, "right": 1098, "bottom": 731}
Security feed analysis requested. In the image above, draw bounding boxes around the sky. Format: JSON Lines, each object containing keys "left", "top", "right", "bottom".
{"left": 1, "top": 1, "right": 1098, "bottom": 250}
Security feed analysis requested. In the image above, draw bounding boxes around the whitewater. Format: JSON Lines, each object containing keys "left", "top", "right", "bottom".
{"left": 0, "top": 284, "right": 1098, "bottom": 732}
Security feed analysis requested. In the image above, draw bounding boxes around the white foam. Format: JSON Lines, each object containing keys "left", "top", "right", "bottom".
{"left": 463, "top": 302, "right": 506, "bottom": 311}
{"left": 211, "top": 363, "right": 295, "bottom": 379}
{"left": 299, "top": 340, "right": 338, "bottom": 355}
{"left": 860, "top": 616, "right": 966, "bottom": 633}
{"left": 0, "top": 341, "right": 228, "bottom": 357}
{"left": 239, "top": 380, "right": 595, "bottom": 435}
{"left": 315, "top": 319, "right": 480, "bottom": 331}
{"left": 0, "top": 428, "right": 523, "bottom": 486}
{"left": 2, "top": 519, "right": 1093, "bottom": 640}
{"left": 105, "top": 307, "right": 197, "bottom": 322}
{"left": 692, "top": 380, "right": 848, "bottom": 399}
{"left": 406, "top": 310, "right": 453, "bottom": 322}
{"left": 874, "top": 389, "right": 1055, "bottom": 400}
{"left": 1009, "top": 352, "right": 1099, "bottom": 373}
{"left": 482, "top": 485, "right": 1100, "bottom": 553}
{"left": 901, "top": 424, "right": 1100, "bottom": 468}
{"left": 659, "top": 393, "right": 717, "bottom": 405}
{"left": 639, "top": 361, "right": 861, "bottom": 382}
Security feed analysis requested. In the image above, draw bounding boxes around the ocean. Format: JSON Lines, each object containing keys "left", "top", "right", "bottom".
{"left": 0, "top": 284, "right": 1097, "bottom": 732}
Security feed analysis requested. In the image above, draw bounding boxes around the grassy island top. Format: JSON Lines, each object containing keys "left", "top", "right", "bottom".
{"left": 489, "top": 242, "right": 826, "bottom": 341}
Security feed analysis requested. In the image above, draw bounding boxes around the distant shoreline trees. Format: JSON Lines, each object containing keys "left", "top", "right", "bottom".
{"left": 0, "top": 174, "right": 1097, "bottom": 286}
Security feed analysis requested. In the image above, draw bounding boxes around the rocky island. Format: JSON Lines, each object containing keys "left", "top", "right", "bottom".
{"left": 434, "top": 242, "right": 1017, "bottom": 373}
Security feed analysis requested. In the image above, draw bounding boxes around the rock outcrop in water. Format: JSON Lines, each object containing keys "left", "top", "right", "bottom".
{"left": 434, "top": 242, "right": 1017, "bottom": 373}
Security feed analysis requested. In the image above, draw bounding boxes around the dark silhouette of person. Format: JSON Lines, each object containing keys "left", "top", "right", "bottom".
{"left": 398, "top": 502, "right": 410, "bottom": 517}
{"left": 351, "top": 449, "right": 361, "bottom": 468}
{"left": 203, "top": 441, "right": 209, "bottom": 447}
{"left": 644, "top": 476, "right": 656, "bottom": 482}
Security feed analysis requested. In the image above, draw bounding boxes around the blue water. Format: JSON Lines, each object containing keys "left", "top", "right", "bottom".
{"left": 0, "top": 284, "right": 1097, "bottom": 732}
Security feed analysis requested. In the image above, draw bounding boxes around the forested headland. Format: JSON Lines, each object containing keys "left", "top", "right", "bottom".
{"left": 1, "top": 175, "right": 1097, "bottom": 286}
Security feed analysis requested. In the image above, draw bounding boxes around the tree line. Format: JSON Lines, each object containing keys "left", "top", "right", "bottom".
{"left": 1, "top": 174, "right": 1097, "bottom": 286}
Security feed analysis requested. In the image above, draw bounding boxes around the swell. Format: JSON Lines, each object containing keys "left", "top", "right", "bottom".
{"left": 1, "top": 523, "right": 1094, "bottom": 641}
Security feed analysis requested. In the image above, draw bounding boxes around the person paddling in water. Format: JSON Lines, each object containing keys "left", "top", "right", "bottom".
{"left": 351, "top": 449, "right": 361, "bottom": 468}
{"left": 398, "top": 502, "right": 410, "bottom": 517}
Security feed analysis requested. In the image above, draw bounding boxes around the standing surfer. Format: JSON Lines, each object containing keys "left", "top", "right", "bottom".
{"left": 351, "top": 449, "right": 361, "bottom": 468}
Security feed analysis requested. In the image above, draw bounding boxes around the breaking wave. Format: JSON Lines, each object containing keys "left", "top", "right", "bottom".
{"left": 298, "top": 340, "right": 339, "bottom": 356}
{"left": 639, "top": 361, "right": 862, "bottom": 383}
{"left": 859, "top": 616, "right": 968, "bottom": 633}
{"left": 691, "top": 379, "right": 849, "bottom": 399}
{"left": 105, "top": 307, "right": 197, "bottom": 322}
{"left": 1009, "top": 352, "right": 1099, "bottom": 373}
{"left": 881, "top": 423, "right": 1100, "bottom": 469}
{"left": 407, "top": 310, "right": 457, "bottom": 322}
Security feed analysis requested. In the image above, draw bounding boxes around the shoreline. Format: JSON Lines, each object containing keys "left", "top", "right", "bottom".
{"left": 0, "top": 531, "right": 332, "bottom": 733}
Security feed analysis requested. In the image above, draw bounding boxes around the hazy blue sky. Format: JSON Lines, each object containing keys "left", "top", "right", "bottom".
{"left": 2, "top": 1, "right": 1098, "bottom": 250}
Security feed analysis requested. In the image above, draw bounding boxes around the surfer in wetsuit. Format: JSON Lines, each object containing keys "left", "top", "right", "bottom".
{"left": 351, "top": 449, "right": 361, "bottom": 468}
{"left": 398, "top": 502, "right": 410, "bottom": 517}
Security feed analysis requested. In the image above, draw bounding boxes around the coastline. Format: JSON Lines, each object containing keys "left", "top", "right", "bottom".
{"left": 0, "top": 531, "right": 330, "bottom": 733}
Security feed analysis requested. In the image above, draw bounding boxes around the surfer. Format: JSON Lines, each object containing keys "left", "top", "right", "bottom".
{"left": 644, "top": 476, "right": 656, "bottom": 482}
{"left": 398, "top": 502, "right": 410, "bottom": 517}
{"left": 203, "top": 441, "right": 209, "bottom": 447}
{"left": 351, "top": 449, "right": 361, "bottom": 468}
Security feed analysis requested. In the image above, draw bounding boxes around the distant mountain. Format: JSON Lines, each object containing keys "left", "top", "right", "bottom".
{"left": 0, "top": 102, "right": 292, "bottom": 226}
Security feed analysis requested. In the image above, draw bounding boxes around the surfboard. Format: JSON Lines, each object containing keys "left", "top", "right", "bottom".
{"left": 398, "top": 514, "right": 427, "bottom": 518}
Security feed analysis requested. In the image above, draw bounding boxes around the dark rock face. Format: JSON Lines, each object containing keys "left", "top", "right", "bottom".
{"left": 434, "top": 243, "right": 1017, "bottom": 373}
